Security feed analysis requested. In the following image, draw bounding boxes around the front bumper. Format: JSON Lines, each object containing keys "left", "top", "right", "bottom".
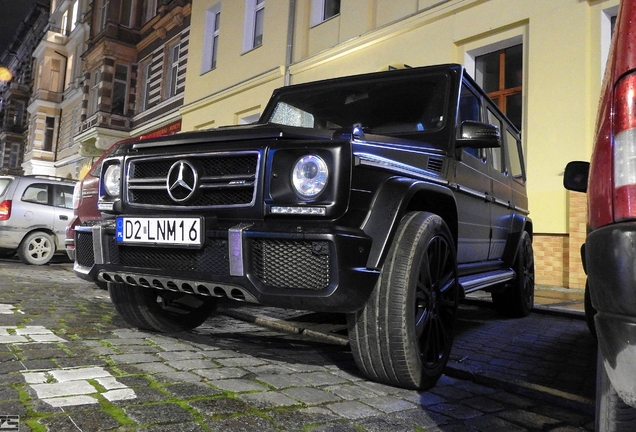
{"left": 586, "top": 222, "right": 636, "bottom": 408}
{"left": 74, "top": 219, "right": 378, "bottom": 313}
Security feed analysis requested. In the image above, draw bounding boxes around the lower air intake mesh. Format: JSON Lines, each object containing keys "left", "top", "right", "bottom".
{"left": 251, "top": 239, "right": 331, "bottom": 290}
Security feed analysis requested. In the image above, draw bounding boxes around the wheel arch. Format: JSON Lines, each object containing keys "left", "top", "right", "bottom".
{"left": 362, "top": 177, "right": 458, "bottom": 269}
{"left": 502, "top": 214, "right": 533, "bottom": 267}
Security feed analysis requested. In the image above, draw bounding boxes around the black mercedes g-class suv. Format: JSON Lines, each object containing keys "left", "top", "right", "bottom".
{"left": 74, "top": 64, "right": 533, "bottom": 391}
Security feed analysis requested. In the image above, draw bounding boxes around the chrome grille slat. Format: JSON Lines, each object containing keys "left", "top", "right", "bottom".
{"left": 125, "top": 150, "right": 260, "bottom": 209}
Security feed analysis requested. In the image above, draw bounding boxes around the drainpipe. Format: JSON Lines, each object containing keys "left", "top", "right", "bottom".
{"left": 53, "top": 51, "right": 68, "bottom": 164}
{"left": 284, "top": 0, "right": 296, "bottom": 86}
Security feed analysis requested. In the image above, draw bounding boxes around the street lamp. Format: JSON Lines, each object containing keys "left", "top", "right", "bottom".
{"left": 0, "top": 67, "right": 12, "bottom": 82}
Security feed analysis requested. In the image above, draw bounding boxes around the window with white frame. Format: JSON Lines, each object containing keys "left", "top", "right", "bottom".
{"left": 71, "top": 1, "right": 78, "bottom": 32}
{"left": 139, "top": 59, "right": 152, "bottom": 111}
{"left": 62, "top": 10, "right": 69, "bottom": 34}
{"left": 310, "top": 0, "right": 340, "bottom": 27}
{"left": 88, "top": 69, "right": 101, "bottom": 115}
{"left": 143, "top": 0, "right": 157, "bottom": 24}
{"left": 166, "top": 41, "right": 180, "bottom": 98}
{"left": 466, "top": 36, "right": 523, "bottom": 131}
{"left": 112, "top": 64, "right": 128, "bottom": 115}
{"left": 202, "top": 3, "right": 221, "bottom": 73}
{"left": 242, "top": 0, "right": 264, "bottom": 52}
{"left": 98, "top": 0, "right": 109, "bottom": 32}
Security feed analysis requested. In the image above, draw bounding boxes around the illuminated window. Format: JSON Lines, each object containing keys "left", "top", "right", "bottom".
{"left": 475, "top": 44, "right": 523, "bottom": 130}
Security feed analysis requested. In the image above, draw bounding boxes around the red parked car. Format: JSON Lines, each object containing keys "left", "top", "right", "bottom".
{"left": 65, "top": 140, "right": 135, "bottom": 262}
{"left": 564, "top": 0, "right": 636, "bottom": 428}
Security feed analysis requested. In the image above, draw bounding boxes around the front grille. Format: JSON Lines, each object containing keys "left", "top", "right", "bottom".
{"left": 126, "top": 151, "right": 259, "bottom": 209}
{"left": 251, "top": 239, "right": 331, "bottom": 290}
{"left": 115, "top": 239, "right": 229, "bottom": 274}
{"left": 76, "top": 232, "right": 95, "bottom": 267}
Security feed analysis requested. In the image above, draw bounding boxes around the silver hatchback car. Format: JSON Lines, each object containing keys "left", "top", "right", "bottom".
{"left": 0, "top": 175, "right": 76, "bottom": 265}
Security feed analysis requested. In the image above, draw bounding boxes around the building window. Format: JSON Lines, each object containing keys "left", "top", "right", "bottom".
{"left": 166, "top": 42, "right": 180, "bottom": 98}
{"left": 112, "top": 64, "right": 128, "bottom": 115}
{"left": 48, "top": 59, "right": 62, "bottom": 92}
{"left": 98, "top": 0, "right": 110, "bottom": 32}
{"left": 8, "top": 144, "right": 19, "bottom": 169}
{"left": 13, "top": 101, "right": 24, "bottom": 128}
{"left": 143, "top": 0, "right": 157, "bottom": 24}
{"left": 311, "top": 0, "right": 340, "bottom": 27}
{"left": 88, "top": 69, "right": 101, "bottom": 115}
{"left": 475, "top": 44, "right": 523, "bottom": 130}
{"left": 62, "top": 11, "right": 69, "bottom": 34}
{"left": 139, "top": 60, "right": 152, "bottom": 111}
{"left": 71, "top": 1, "right": 78, "bottom": 32}
{"left": 243, "top": 0, "right": 264, "bottom": 52}
{"left": 202, "top": 4, "right": 221, "bottom": 73}
{"left": 44, "top": 117, "right": 55, "bottom": 152}
{"left": 121, "top": 0, "right": 134, "bottom": 27}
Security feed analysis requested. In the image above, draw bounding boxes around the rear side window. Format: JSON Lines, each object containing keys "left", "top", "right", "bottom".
{"left": 0, "top": 179, "right": 11, "bottom": 196}
{"left": 54, "top": 185, "right": 74, "bottom": 209}
{"left": 506, "top": 129, "right": 525, "bottom": 180}
{"left": 21, "top": 184, "right": 50, "bottom": 205}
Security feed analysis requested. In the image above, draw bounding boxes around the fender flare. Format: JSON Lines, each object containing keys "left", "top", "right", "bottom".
{"left": 501, "top": 213, "right": 533, "bottom": 267}
{"left": 361, "top": 176, "right": 458, "bottom": 269}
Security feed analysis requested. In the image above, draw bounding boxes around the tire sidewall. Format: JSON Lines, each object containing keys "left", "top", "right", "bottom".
{"left": 396, "top": 213, "right": 458, "bottom": 387}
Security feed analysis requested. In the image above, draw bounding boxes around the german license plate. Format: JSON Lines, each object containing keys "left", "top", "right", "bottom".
{"left": 116, "top": 217, "right": 203, "bottom": 246}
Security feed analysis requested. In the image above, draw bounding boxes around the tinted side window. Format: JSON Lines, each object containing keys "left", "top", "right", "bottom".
{"left": 22, "top": 184, "right": 50, "bottom": 205}
{"left": 54, "top": 185, "right": 74, "bottom": 209}
{"left": 506, "top": 129, "right": 524, "bottom": 181}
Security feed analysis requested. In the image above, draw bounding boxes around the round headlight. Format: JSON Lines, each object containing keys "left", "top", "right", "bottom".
{"left": 103, "top": 164, "right": 121, "bottom": 197}
{"left": 292, "top": 155, "right": 328, "bottom": 198}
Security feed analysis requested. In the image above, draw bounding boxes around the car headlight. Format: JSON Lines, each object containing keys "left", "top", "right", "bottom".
{"left": 103, "top": 164, "right": 121, "bottom": 197}
{"left": 292, "top": 155, "right": 328, "bottom": 198}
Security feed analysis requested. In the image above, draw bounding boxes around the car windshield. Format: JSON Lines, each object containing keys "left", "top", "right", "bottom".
{"left": 266, "top": 73, "right": 450, "bottom": 136}
{"left": 0, "top": 179, "right": 10, "bottom": 196}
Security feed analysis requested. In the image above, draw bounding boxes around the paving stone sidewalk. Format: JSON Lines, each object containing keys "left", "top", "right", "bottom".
{"left": 0, "top": 260, "right": 596, "bottom": 431}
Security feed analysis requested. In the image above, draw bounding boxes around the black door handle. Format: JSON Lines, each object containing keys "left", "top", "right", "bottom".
{"left": 59, "top": 215, "right": 68, "bottom": 221}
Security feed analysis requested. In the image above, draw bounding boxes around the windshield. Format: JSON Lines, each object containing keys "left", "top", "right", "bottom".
{"left": 267, "top": 73, "right": 450, "bottom": 136}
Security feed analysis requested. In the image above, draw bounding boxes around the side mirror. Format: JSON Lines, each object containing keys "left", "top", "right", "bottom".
{"left": 456, "top": 121, "right": 501, "bottom": 149}
{"left": 563, "top": 161, "right": 589, "bottom": 193}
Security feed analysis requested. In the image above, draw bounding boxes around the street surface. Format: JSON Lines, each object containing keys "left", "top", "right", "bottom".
{"left": 0, "top": 258, "right": 596, "bottom": 431}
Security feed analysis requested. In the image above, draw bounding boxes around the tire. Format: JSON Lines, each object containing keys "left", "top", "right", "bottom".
{"left": 596, "top": 350, "right": 636, "bottom": 431}
{"left": 347, "top": 211, "right": 459, "bottom": 390}
{"left": 584, "top": 279, "right": 597, "bottom": 339}
{"left": 492, "top": 230, "right": 534, "bottom": 317}
{"left": 109, "top": 283, "right": 219, "bottom": 332}
{"left": 17, "top": 231, "right": 56, "bottom": 265}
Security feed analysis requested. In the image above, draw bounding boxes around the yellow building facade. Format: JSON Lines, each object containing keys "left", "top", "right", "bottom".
{"left": 181, "top": 0, "right": 620, "bottom": 289}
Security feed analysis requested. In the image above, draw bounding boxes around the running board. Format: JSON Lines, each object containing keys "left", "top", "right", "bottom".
{"left": 459, "top": 269, "right": 516, "bottom": 294}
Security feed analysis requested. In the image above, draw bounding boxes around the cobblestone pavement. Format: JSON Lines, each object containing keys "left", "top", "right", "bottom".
{"left": 0, "top": 258, "right": 596, "bottom": 431}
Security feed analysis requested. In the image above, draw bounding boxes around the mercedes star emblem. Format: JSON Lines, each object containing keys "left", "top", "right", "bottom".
{"left": 167, "top": 160, "right": 199, "bottom": 203}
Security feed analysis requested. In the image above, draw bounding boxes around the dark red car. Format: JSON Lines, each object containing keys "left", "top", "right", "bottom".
{"left": 65, "top": 141, "right": 130, "bottom": 261}
{"left": 564, "top": 0, "right": 636, "bottom": 428}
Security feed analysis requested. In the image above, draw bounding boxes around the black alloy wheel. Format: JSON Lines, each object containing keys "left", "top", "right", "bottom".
{"left": 348, "top": 211, "right": 459, "bottom": 390}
